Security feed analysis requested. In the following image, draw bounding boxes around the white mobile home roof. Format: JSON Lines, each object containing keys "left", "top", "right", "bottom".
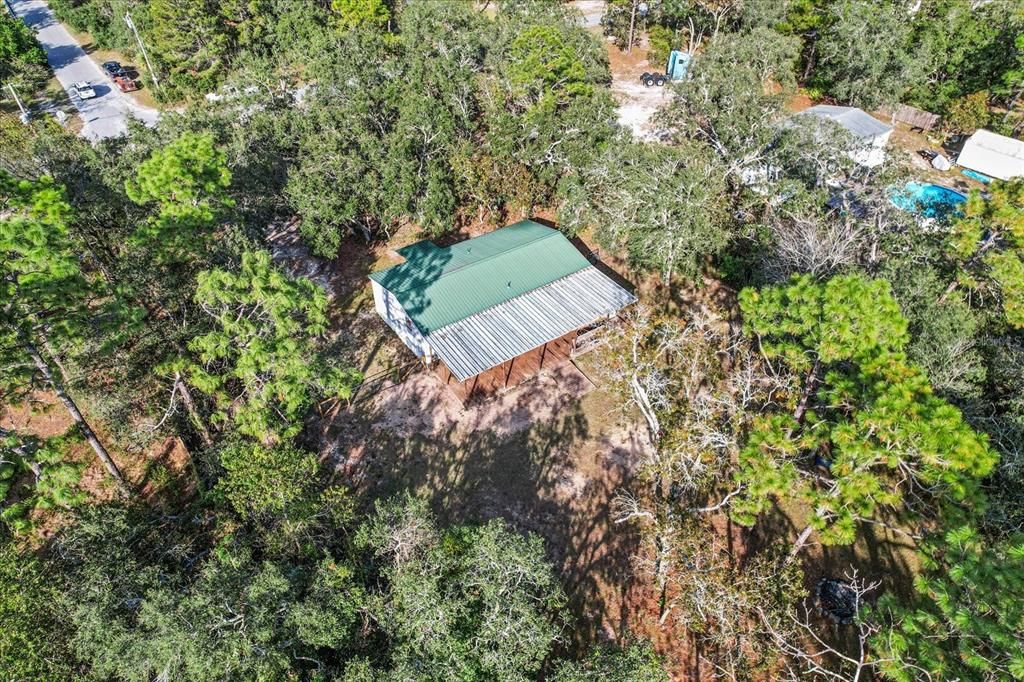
{"left": 803, "top": 105, "right": 893, "bottom": 141}
{"left": 957, "top": 129, "right": 1024, "bottom": 181}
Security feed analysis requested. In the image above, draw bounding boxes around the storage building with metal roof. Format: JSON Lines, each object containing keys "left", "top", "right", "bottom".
{"left": 369, "top": 220, "right": 636, "bottom": 382}
{"left": 957, "top": 129, "right": 1024, "bottom": 181}
{"left": 801, "top": 105, "right": 894, "bottom": 167}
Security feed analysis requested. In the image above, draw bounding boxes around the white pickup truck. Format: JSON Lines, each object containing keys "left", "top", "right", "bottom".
{"left": 71, "top": 81, "right": 97, "bottom": 99}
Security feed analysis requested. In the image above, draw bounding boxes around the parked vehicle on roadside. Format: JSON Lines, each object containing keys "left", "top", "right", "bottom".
{"left": 72, "top": 81, "right": 97, "bottom": 99}
{"left": 102, "top": 61, "right": 125, "bottom": 77}
{"left": 113, "top": 75, "right": 140, "bottom": 92}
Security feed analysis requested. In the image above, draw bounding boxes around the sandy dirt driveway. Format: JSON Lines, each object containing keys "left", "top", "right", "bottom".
{"left": 569, "top": 0, "right": 672, "bottom": 140}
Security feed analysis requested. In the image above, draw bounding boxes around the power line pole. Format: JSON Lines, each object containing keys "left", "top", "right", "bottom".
{"left": 7, "top": 83, "right": 29, "bottom": 123}
{"left": 627, "top": 0, "right": 638, "bottom": 54}
{"left": 124, "top": 11, "right": 161, "bottom": 92}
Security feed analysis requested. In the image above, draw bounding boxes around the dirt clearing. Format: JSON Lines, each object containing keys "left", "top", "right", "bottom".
{"left": 607, "top": 43, "right": 672, "bottom": 140}
{"left": 320, "top": 350, "right": 658, "bottom": 651}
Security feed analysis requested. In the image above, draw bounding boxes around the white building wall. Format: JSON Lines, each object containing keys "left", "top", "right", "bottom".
{"left": 371, "top": 280, "right": 433, "bottom": 361}
{"left": 850, "top": 130, "right": 891, "bottom": 168}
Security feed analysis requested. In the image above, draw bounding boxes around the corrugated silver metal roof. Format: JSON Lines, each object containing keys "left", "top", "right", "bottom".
{"left": 803, "top": 105, "right": 892, "bottom": 140}
{"left": 426, "top": 266, "right": 636, "bottom": 381}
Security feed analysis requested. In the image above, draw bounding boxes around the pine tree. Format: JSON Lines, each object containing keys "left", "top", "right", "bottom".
{"left": 942, "top": 179, "right": 1024, "bottom": 328}
{"left": 872, "top": 525, "right": 1024, "bottom": 681}
{"left": 1, "top": 174, "right": 137, "bottom": 495}
{"left": 733, "top": 274, "right": 996, "bottom": 551}
{"left": 185, "top": 251, "right": 361, "bottom": 441}
{"left": 126, "top": 132, "right": 235, "bottom": 448}
{"left": 126, "top": 131, "right": 234, "bottom": 265}
{"left": 1, "top": 427, "right": 87, "bottom": 534}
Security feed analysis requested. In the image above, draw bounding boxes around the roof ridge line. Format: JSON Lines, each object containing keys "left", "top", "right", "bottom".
{"left": 425, "top": 264, "right": 596, "bottom": 337}
{"left": 438, "top": 224, "right": 561, "bottom": 275}
{"left": 385, "top": 224, "right": 563, "bottom": 293}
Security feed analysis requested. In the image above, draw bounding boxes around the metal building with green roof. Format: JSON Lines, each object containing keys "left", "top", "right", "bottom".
{"left": 369, "top": 220, "right": 636, "bottom": 382}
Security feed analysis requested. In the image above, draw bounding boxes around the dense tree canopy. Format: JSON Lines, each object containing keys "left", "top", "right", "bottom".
{"left": 186, "top": 251, "right": 360, "bottom": 440}
{"left": 734, "top": 275, "right": 996, "bottom": 547}
{"left": 0, "top": 13, "right": 47, "bottom": 86}
{"left": 3, "top": 0, "right": 1023, "bottom": 680}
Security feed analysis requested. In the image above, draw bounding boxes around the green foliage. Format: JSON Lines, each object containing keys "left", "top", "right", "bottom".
{"left": 564, "top": 141, "right": 731, "bottom": 285}
{"left": 288, "top": 4, "right": 486, "bottom": 255}
{"left": 551, "top": 640, "right": 668, "bottom": 681}
{"left": 813, "top": 0, "right": 924, "bottom": 109}
{"left": 0, "top": 13, "right": 48, "bottom": 86}
{"left": 53, "top": 493, "right": 613, "bottom": 681}
{"left": 946, "top": 179, "right": 1024, "bottom": 328}
{"left": 0, "top": 546, "right": 76, "bottom": 680}
{"left": 186, "top": 251, "right": 361, "bottom": 440}
{"left": 733, "top": 275, "right": 996, "bottom": 545}
{"left": 1, "top": 429, "right": 87, "bottom": 535}
{"left": 64, "top": 515, "right": 360, "bottom": 681}
{"left": 943, "top": 91, "right": 991, "bottom": 134}
{"left": 331, "top": 0, "right": 390, "bottom": 31}
{"left": 476, "top": 4, "right": 615, "bottom": 215}
{"left": 50, "top": 0, "right": 330, "bottom": 101}
{"left": 216, "top": 438, "right": 320, "bottom": 518}
{"left": 659, "top": 26, "right": 800, "bottom": 165}
{"left": 905, "top": 1, "right": 1022, "bottom": 114}
{"left": 886, "top": 259, "right": 986, "bottom": 399}
{"left": 1, "top": 174, "right": 82, "bottom": 374}
{"left": 148, "top": 0, "right": 232, "bottom": 96}
{"left": 600, "top": 0, "right": 635, "bottom": 49}
{"left": 213, "top": 438, "right": 354, "bottom": 554}
{"left": 357, "top": 495, "right": 567, "bottom": 680}
{"left": 739, "top": 274, "right": 908, "bottom": 369}
{"left": 126, "top": 132, "right": 234, "bottom": 263}
{"left": 507, "top": 24, "right": 593, "bottom": 108}
{"left": 1, "top": 173, "right": 138, "bottom": 396}
{"left": 646, "top": 25, "right": 677, "bottom": 68}
{"left": 872, "top": 525, "right": 1024, "bottom": 681}
{"left": 126, "top": 132, "right": 232, "bottom": 208}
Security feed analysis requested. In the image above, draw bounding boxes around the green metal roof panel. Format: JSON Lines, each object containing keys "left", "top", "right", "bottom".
{"left": 369, "top": 221, "right": 591, "bottom": 333}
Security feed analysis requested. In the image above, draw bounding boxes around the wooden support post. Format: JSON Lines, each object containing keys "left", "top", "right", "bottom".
{"left": 504, "top": 356, "right": 515, "bottom": 388}
{"left": 539, "top": 342, "right": 548, "bottom": 370}
{"left": 470, "top": 374, "right": 480, "bottom": 399}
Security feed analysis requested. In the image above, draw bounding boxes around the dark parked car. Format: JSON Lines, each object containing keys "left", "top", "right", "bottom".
{"left": 102, "top": 60, "right": 124, "bottom": 76}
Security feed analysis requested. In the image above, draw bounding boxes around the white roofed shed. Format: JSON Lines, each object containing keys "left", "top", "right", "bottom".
{"left": 957, "top": 129, "right": 1024, "bottom": 181}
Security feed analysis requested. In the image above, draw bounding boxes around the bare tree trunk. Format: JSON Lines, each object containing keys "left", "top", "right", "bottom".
{"left": 937, "top": 277, "right": 960, "bottom": 305}
{"left": 801, "top": 35, "right": 817, "bottom": 82}
{"left": 24, "top": 340, "right": 131, "bottom": 497}
{"left": 790, "top": 523, "right": 814, "bottom": 558}
{"left": 792, "top": 358, "right": 822, "bottom": 424}
{"left": 627, "top": 0, "right": 637, "bottom": 53}
{"left": 42, "top": 336, "right": 72, "bottom": 384}
{"left": 938, "top": 233, "right": 1000, "bottom": 305}
{"left": 175, "top": 372, "right": 213, "bottom": 448}
{"left": 630, "top": 374, "right": 662, "bottom": 442}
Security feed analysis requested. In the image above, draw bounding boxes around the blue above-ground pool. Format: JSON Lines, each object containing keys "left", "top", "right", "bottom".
{"left": 890, "top": 181, "right": 967, "bottom": 220}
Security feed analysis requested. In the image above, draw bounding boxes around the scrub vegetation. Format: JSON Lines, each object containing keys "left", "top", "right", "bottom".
{"left": 1, "top": 1, "right": 1023, "bottom": 680}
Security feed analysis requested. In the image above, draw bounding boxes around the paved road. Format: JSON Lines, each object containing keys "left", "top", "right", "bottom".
{"left": 10, "top": 0, "right": 159, "bottom": 140}
{"left": 569, "top": 0, "right": 605, "bottom": 29}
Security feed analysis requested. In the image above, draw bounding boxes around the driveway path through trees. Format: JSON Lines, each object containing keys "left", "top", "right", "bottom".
{"left": 9, "top": 0, "right": 159, "bottom": 140}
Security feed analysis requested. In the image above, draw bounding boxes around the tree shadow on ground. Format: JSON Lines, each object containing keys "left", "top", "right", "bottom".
{"left": 321, "top": 385, "right": 648, "bottom": 656}
{"left": 745, "top": 502, "right": 919, "bottom": 599}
